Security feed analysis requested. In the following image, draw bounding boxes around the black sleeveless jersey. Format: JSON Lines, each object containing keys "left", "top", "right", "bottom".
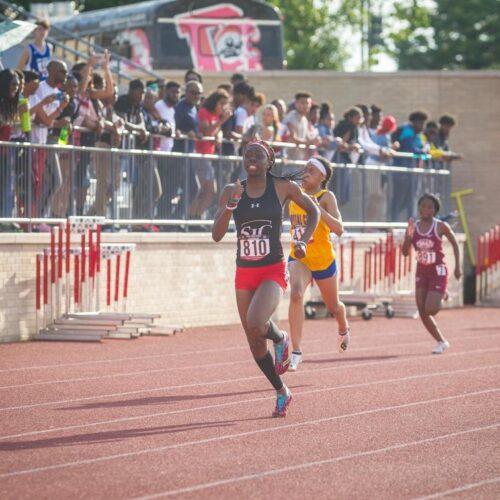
{"left": 233, "top": 174, "right": 284, "bottom": 268}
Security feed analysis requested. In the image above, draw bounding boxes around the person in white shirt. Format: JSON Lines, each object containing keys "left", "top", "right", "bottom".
{"left": 283, "top": 92, "right": 320, "bottom": 161}
{"left": 31, "top": 60, "right": 69, "bottom": 216}
{"left": 154, "top": 81, "right": 181, "bottom": 218}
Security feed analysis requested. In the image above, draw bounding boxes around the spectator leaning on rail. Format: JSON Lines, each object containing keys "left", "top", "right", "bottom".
{"left": 154, "top": 80, "right": 180, "bottom": 218}
{"left": 114, "top": 79, "right": 151, "bottom": 219}
{"left": 50, "top": 74, "right": 82, "bottom": 218}
{"left": 331, "top": 106, "right": 362, "bottom": 207}
{"left": 316, "top": 102, "right": 338, "bottom": 161}
{"left": 432, "top": 114, "right": 463, "bottom": 169}
{"left": 137, "top": 86, "right": 170, "bottom": 219}
{"left": 16, "top": 20, "right": 52, "bottom": 81}
{"left": 282, "top": 91, "right": 320, "bottom": 162}
{"left": 357, "top": 103, "right": 396, "bottom": 223}
{"left": 88, "top": 84, "right": 125, "bottom": 217}
{"left": 31, "top": 60, "right": 70, "bottom": 217}
{"left": 71, "top": 52, "right": 114, "bottom": 215}
{"left": 191, "top": 88, "right": 231, "bottom": 219}
{"left": 391, "top": 110, "right": 428, "bottom": 222}
{"left": 0, "top": 69, "right": 22, "bottom": 217}
{"left": 171, "top": 80, "right": 203, "bottom": 219}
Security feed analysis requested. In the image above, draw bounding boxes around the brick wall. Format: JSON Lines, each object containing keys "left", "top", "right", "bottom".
{"left": 0, "top": 232, "right": 465, "bottom": 343}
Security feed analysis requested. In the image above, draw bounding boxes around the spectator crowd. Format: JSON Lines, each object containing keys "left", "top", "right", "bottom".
{"left": 0, "top": 20, "right": 463, "bottom": 228}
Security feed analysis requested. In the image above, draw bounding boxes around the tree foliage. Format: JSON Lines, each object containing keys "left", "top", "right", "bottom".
{"left": 267, "top": 0, "right": 348, "bottom": 70}
{"left": 388, "top": 0, "right": 500, "bottom": 70}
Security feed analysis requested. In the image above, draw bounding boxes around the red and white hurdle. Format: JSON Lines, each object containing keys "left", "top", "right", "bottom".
{"left": 35, "top": 217, "right": 177, "bottom": 341}
{"left": 476, "top": 223, "right": 500, "bottom": 303}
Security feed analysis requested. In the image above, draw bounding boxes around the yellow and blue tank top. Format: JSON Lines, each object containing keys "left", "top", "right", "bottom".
{"left": 289, "top": 189, "right": 335, "bottom": 271}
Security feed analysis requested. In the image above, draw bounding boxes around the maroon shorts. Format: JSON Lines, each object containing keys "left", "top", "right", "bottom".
{"left": 415, "top": 264, "right": 449, "bottom": 294}
{"left": 235, "top": 261, "right": 288, "bottom": 292}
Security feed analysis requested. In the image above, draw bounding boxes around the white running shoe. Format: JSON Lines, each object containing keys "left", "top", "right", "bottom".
{"left": 432, "top": 340, "right": 450, "bottom": 354}
{"left": 337, "top": 328, "right": 350, "bottom": 353}
{"left": 288, "top": 352, "right": 303, "bottom": 372}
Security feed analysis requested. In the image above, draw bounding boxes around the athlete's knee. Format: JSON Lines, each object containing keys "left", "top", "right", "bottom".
{"left": 425, "top": 305, "right": 440, "bottom": 316}
{"left": 327, "top": 300, "right": 344, "bottom": 317}
{"left": 245, "top": 317, "right": 267, "bottom": 337}
{"left": 289, "top": 287, "right": 305, "bottom": 304}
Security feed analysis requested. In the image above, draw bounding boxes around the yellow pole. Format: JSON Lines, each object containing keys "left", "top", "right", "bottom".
{"left": 451, "top": 188, "right": 475, "bottom": 266}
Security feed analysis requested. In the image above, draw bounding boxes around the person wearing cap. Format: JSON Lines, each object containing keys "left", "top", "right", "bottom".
{"left": 17, "top": 20, "right": 52, "bottom": 81}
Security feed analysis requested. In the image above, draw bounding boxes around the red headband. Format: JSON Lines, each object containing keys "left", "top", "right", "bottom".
{"left": 245, "top": 140, "right": 276, "bottom": 167}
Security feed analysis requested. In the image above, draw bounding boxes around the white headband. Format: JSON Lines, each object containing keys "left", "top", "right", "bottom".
{"left": 307, "top": 158, "right": 327, "bottom": 177}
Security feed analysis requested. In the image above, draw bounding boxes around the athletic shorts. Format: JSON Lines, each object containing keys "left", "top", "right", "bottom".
{"left": 415, "top": 264, "right": 449, "bottom": 294}
{"left": 288, "top": 257, "right": 337, "bottom": 280}
{"left": 235, "top": 261, "right": 288, "bottom": 292}
{"left": 195, "top": 158, "right": 215, "bottom": 182}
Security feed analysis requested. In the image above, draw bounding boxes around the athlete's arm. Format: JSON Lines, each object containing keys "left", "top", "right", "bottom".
{"left": 16, "top": 47, "right": 30, "bottom": 71}
{"left": 211, "top": 181, "right": 244, "bottom": 242}
{"left": 439, "top": 221, "right": 462, "bottom": 280}
{"left": 316, "top": 191, "right": 344, "bottom": 236}
{"left": 283, "top": 180, "right": 319, "bottom": 257}
{"left": 402, "top": 218, "right": 416, "bottom": 257}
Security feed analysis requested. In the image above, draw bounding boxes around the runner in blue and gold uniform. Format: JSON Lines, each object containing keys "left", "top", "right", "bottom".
{"left": 288, "top": 156, "right": 350, "bottom": 371}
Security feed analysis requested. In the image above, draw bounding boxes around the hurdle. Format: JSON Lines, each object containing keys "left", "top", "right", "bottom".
{"left": 34, "top": 216, "right": 178, "bottom": 341}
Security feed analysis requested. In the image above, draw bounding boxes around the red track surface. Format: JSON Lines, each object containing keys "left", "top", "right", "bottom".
{"left": 0, "top": 307, "right": 499, "bottom": 499}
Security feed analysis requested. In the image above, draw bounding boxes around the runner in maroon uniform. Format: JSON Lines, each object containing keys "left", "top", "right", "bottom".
{"left": 212, "top": 140, "right": 319, "bottom": 416}
{"left": 402, "top": 194, "right": 461, "bottom": 354}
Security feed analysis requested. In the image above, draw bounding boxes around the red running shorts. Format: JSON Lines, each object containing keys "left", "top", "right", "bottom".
{"left": 235, "top": 261, "right": 288, "bottom": 292}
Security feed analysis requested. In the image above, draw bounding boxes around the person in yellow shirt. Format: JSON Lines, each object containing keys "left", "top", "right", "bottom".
{"left": 288, "top": 156, "right": 350, "bottom": 371}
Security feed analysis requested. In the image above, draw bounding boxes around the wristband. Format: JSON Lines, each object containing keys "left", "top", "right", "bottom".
{"left": 294, "top": 240, "right": 307, "bottom": 249}
{"left": 225, "top": 203, "right": 238, "bottom": 211}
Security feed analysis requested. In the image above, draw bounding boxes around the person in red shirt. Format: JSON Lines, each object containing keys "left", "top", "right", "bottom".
{"left": 402, "top": 194, "right": 461, "bottom": 354}
{"left": 190, "top": 88, "right": 231, "bottom": 218}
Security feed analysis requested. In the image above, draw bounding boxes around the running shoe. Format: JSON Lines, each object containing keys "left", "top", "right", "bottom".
{"left": 288, "top": 352, "right": 303, "bottom": 372}
{"left": 272, "top": 385, "right": 292, "bottom": 417}
{"left": 337, "top": 327, "right": 350, "bottom": 353}
{"left": 274, "top": 330, "right": 291, "bottom": 375}
{"left": 432, "top": 340, "right": 450, "bottom": 354}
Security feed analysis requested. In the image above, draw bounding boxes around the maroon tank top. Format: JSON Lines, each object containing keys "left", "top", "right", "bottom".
{"left": 412, "top": 218, "right": 446, "bottom": 269}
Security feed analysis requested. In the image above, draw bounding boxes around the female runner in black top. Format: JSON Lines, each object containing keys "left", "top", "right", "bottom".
{"left": 212, "top": 140, "right": 319, "bottom": 417}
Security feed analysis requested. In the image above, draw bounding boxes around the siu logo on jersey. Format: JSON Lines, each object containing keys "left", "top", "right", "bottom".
{"left": 175, "top": 4, "right": 263, "bottom": 72}
{"left": 239, "top": 220, "right": 272, "bottom": 261}
{"left": 416, "top": 238, "right": 434, "bottom": 250}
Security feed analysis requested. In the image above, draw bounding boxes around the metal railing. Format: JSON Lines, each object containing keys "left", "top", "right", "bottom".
{"left": 0, "top": 136, "right": 451, "bottom": 232}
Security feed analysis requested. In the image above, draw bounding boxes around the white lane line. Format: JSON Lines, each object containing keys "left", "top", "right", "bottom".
{"left": 1, "top": 346, "right": 498, "bottom": 413}
{"left": 413, "top": 476, "right": 500, "bottom": 499}
{"left": 0, "top": 393, "right": 497, "bottom": 479}
{"left": 0, "top": 332, "right": 498, "bottom": 390}
{"left": 0, "top": 323, "right": 497, "bottom": 374}
{"left": 133, "top": 424, "right": 500, "bottom": 499}
{"left": 1, "top": 364, "right": 497, "bottom": 441}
